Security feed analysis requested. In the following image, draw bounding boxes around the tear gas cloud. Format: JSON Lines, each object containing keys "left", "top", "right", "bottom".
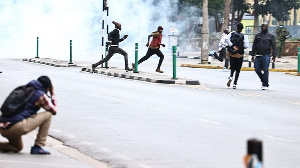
{"left": 0, "top": 0, "right": 181, "bottom": 61}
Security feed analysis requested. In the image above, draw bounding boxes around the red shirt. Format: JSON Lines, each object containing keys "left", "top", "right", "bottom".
{"left": 150, "top": 31, "right": 162, "bottom": 49}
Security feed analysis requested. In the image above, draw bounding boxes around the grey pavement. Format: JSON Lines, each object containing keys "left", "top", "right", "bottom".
{"left": 1, "top": 58, "right": 300, "bottom": 168}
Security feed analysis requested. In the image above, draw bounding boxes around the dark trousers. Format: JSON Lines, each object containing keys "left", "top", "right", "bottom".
{"left": 229, "top": 57, "right": 243, "bottom": 85}
{"left": 254, "top": 55, "right": 271, "bottom": 87}
{"left": 213, "top": 48, "right": 229, "bottom": 68}
{"left": 94, "top": 47, "right": 129, "bottom": 69}
{"left": 138, "top": 48, "right": 164, "bottom": 70}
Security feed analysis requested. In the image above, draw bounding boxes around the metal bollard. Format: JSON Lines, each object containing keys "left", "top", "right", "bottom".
{"left": 248, "top": 55, "right": 252, "bottom": 67}
{"left": 69, "top": 40, "right": 73, "bottom": 64}
{"left": 172, "top": 46, "right": 177, "bottom": 79}
{"left": 272, "top": 62, "right": 275, "bottom": 69}
{"left": 105, "top": 42, "right": 109, "bottom": 69}
{"left": 134, "top": 43, "right": 139, "bottom": 73}
{"left": 36, "top": 37, "right": 39, "bottom": 58}
{"left": 298, "top": 47, "right": 300, "bottom": 73}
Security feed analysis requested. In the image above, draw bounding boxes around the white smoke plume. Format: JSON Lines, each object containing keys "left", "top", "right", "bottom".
{"left": 0, "top": 0, "right": 178, "bottom": 61}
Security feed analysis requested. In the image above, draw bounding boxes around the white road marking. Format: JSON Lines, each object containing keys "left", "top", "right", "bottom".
{"left": 264, "top": 135, "right": 294, "bottom": 142}
{"left": 199, "top": 119, "right": 221, "bottom": 125}
{"left": 148, "top": 107, "right": 166, "bottom": 112}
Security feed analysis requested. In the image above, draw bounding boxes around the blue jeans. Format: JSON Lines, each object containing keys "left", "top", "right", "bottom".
{"left": 254, "top": 55, "right": 271, "bottom": 87}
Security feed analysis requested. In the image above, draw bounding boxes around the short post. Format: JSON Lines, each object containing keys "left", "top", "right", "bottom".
{"left": 172, "top": 46, "right": 177, "bottom": 79}
{"left": 69, "top": 40, "right": 73, "bottom": 64}
{"left": 134, "top": 43, "right": 139, "bottom": 73}
{"left": 248, "top": 55, "right": 252, "bottom": 67}
{"left": 105, "top": 42, "right": 109, "bottom": 69}
{"left": 298, "top": 47, "right": 300, "bottom": 73}
{"left": 36, "top": 37, "right": 39, "bottom": 58}
{"left": 272, "top": 62, "right": 275, "bottom": 69}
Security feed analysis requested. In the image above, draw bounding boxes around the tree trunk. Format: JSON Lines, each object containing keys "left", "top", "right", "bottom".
{"left": 201, "top": 0, "right": 209, "bottom": 64}
{"left": 214, "top": 14, "right": 221, "bottom": 32}
{"left": 293, "top": 8, "right": 297, "bottom": 25}
{"left": 221, "top": 0, "right": 232, "bottom": 31}
{"left": 254, "top": 0, "right": 259, "bottom": 33}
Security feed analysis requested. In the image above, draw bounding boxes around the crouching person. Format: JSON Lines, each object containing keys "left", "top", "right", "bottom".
{"left": 0, "top": 76, "right": 57, "bottom": 154}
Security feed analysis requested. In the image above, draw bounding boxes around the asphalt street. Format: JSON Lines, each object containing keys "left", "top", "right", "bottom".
{"left": 1, "top": 58, "right": 300, "bottom": 168}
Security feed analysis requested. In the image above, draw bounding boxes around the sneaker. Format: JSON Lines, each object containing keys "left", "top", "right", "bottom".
{"left": 156, "top": 69, "right": 164, "bottom": 73}
{"left": 132, "top": 63, "right": 135, "bottom": 71}
{"left": 125, "top": 67, "right": 133, "bottom": 71}
{"left": 262, "top": 86, "right": 269, "bottom": 90}
{"left": 208, "top": 50, "right": 215, "bottom": 56}
{"left": 227, "top": 77, "right": 233, "bottom": 87}
{"left": 30, "top": 145, "right": 50, "bottom": 155}
{"left": 233, "top": 84, "right": 237, "bottom": 89}
{"left": 223, "top": 67, "right": 229, "bottom": 72}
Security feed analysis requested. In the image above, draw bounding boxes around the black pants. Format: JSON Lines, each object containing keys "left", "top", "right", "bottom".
{"left": 138, "top": 48, "right": 164, "bottom": 70}
{"left": 229, "top": 57, "right": 243, "bottom": 85}
{"left": 94, "top": 47, "right": 129, "bottom": 69}
{"left": 213, "top": 48, "right": 229, "bottom": 68}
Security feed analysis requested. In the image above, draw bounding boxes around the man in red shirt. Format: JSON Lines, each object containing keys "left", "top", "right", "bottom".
{"left": 133, "top": 26, "right": 165, "bottom": 73}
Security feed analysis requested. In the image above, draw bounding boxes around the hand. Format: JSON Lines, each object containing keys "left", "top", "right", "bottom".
{"left": 272, "top": 56, "right": 276, "bottom": 63}
{"left": 233, "top": 46, "right": 239, "bottom": 50}
{"left": 161, "top": 44, "right": 166, "bottom": 47}
{"left": 0, "top": 122, "right": 11, "bottom": 129}
{"left": 50, "top": 86, "right": 54, "bottom": 96}
{"left": 146, "top": 43, "right": 149, "bottom": 47}
{"left": 123, "top": 35, "right": 128, "bottom": 39}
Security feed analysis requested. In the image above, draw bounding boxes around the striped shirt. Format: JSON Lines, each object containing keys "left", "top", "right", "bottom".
{"left": 35, "top": 94, "right": 57, "bottom": 115}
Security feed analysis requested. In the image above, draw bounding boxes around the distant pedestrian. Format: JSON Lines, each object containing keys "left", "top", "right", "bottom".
{"left": 275, "top": 24, "right": 289, "bottom": 58}
{"left": 0, "top": 76, "right": 57, "bottom": 154}
{"left": 209, "top": 28, "right": 230, "bottom": 71}
{"left": 92, "top": 21, "right": 132, "bottom": 72}
{"left": 132, "top": 26, "right": 165, "bottom": 73}
{"left": 226, "top": 23, "right": 249, "bottom": 89}
{"left": 251, "top": 23, "right": 277, "bottom": 90}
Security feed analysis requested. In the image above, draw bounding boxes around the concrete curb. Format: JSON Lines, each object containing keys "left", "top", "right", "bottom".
{"left": 181, "top": 63, "right": 298, "bottom": 72}
{"left": 81, "top": 68, "right": 200, "bottom": 85}
{"left": 286, "top": 72, "right": 300, "bottom": 76}
{"left": 22, "top": 58, "right": 77, "bottom": 67}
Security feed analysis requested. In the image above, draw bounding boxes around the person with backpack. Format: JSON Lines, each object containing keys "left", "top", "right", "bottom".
{"left": 92, "top": 21, "right": 132, "bottom": 72}
{"left": 226, "top": 23, "right": 249, "bottom": 89}
{"left": 208, "top": 28, "right": 231, "bottom": 71}
{"left": 0, "top": 76, "right": 57, "bottom": 154}
{"left": 251, "top": 23, "right": 277, "bottom": 90}
{"left": 132, "top": 26, "right": 165, "bottom": 73}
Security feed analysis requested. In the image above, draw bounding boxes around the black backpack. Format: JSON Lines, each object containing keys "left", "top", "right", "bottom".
{"left": 1, "top": 85, "right": 35, "bottom": 117}
{"left": 228, "top": 31, "right": 244, "bottom": 54}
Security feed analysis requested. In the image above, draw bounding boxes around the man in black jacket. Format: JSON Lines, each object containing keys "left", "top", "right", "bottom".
{"left": 251, "top": 23, "right": 277, "bottom": 90}
{"left": 92, "top": 21, "right": 132, "bottom": 72}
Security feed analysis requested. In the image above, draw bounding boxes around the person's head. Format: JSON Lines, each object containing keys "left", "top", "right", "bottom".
{"left": 236, "top": 23, "right": 244, "bottom": 32}
{"left": 37, "top": 76, "right": 52, "bottom": 92}
{"left": 223, "top": 29, "right": 229, "bottom": 35}
{"left": 112, "top": 21, "right": 122, "bottom": 30}
{"left": 261, "top": 23, "right": 268, "bottom": 34}
{"left": 157, "top": 26, "right": 163, "bottom": 34}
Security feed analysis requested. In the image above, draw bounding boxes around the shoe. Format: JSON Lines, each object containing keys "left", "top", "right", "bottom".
{"left": 208, "top": 50, "right": 215, "bottom": 56}
{"left": 30, "top": 145, "right": 50, "bottom": 155}
{"left": 91, "top": 64, "right": 96, "bottom": 72}
{"left": 223, "top": 67, "right": 229, "bottom": 72}
{"left": 227, "top": 77, "right": 233, "bottom": 87}
{"left": 233, "top": 84, "right": 237, "bottom": 89}
{"left": 125, "top": 67, "right": 133, "bottom": 71}
{"left": 132, "top": 63, "right": 135, "bottom": 71}
{"left": 156, "top": 69, "right": 163, "bottom": 73}
{"left": 262, "top": 86, "right": 269, "bottom": 90}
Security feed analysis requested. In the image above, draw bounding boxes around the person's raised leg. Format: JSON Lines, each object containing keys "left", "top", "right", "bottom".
{"left": 155, "top": 49, "right": 164, "bottom": 73}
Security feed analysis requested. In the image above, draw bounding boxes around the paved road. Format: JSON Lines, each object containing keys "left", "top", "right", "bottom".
{"left": 1, "top": 58, "right": 299, "bottom": 168}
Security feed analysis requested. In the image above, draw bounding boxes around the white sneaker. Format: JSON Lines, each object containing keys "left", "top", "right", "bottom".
{"left": 262, "top": 86, "right": 269, "bottom": 90}
{"left": 233, "top": 84, "right": 237, "bottom": 89}
{"left": 227, "top": 77, "right": 233, "bottom": 87}
{"left": 223, "top": 67, "right": 229, "bottom": 72}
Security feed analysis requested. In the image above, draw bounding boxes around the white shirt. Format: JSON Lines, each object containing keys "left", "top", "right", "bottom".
{"left": 218, "top": 33, "right": 230, "bottom": 51}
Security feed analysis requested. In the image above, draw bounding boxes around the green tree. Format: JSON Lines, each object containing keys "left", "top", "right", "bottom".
{"left": 265, "top": 0, "right": 300, "bottom": 23}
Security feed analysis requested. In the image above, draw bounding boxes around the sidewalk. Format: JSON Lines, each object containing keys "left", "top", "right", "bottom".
{"left": 0, "top": 130, "right": 109, "bottom": 168}
{"left": 23, "top": 58, "right": 201, "bottom": 85}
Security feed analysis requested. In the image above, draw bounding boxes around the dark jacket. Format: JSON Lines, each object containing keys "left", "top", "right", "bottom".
{"left": 0, "top": 80, "right": 46, "bottom": 126}
{"left": 251, "top": 32, "right": 277, "bottom": 57}
{"left": 108, "top": 28, "right": 124, "bottom": 46}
